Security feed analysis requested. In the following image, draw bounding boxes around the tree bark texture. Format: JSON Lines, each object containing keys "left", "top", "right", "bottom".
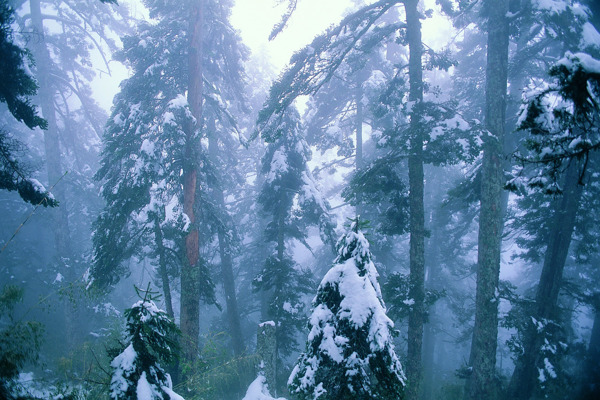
{"left": 181, "top": 0, "right": 204, "bottom": 367}
{"left": 257, "top": 322, "right": 277, "bottom": 396}
{"left": 465, "top": 1, "right": 509, "bottom": 399}
{"left": 30, "top": 0, "right": 75, "bottom": 348}
{"left": 405, "top": 1, "right": 425, "bottom": 399}
{"left": 507, "top": 160, "right": 584, "bottom": 399}
{"left": 154, "top": 217, "right": 174, "bottom": 319}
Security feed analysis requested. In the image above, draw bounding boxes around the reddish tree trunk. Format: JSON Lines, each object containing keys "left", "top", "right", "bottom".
{"left": 180, "top": 0, "right": 204, "bottom": 367}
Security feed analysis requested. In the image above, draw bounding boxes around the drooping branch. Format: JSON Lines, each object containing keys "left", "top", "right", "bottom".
{"left": 269, "top": 0, "right": 298, "bottom": 41}
{"left": 257, "top": 0, "right": 404, "bottom": 139}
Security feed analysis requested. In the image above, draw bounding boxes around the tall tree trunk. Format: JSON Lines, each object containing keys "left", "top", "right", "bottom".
{"left": 507, "top": 160, "right": 584, "bottom": 399}
{"left": 30, "top": 0, "right": 75, "bottom": 348}
{"left": 153, "top": 217, "right": 174, "bottom": 319}
{"left": 423, "top": 168, "right": 444, "bottom": 400}
{"left": 256, "top": 322, "right": 277, "bottom": 395}
{"left": 207, "top": 120, "right": 245, "bottom": 356}
{"left": 405, "top": 1, "right": 425, "bottom": 399}
{"left": 181, "top": 0, "right": 204, "bottom": 367}
{"left": 422, "top": 321, "right": 436, "bottom": 400}
{"left": 465, "top": 1, "right": 509, "bottom": 399}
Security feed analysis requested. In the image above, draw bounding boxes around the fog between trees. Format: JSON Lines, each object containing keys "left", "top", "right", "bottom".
{"left": 1, "top": 0, "right": 599, "bottom": 399}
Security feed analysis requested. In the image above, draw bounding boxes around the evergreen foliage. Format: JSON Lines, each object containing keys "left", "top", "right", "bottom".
{"left": 91, "top": 10, "right": 197, "bottom": 289}
{"left": 92, "top": 0, "right": 246, "bottom": 303}
{"left": 254, "top": 107, "right": 335, "bottom": 360}
{"left": 0, "top": 128, "right": 58, "bottom": 207}
{"left": 110, "top": 286, "right": 183, "bottom": 400}
{"left": 0, "top": 2, "right": 56, "bottom": 207}
{"left": 257, "top": 0, "right": 403, "bottom": 132}
{"left": 0, "top": 285, "right": 44, "bottom": 400}
{"left": 92, "top": 3, "right": 207, "bottom": 297}
{"left": 288, "top": 220, "right": 405, "bottom": 400}
{"left": 259, "top": 108, "right": 335, "bottom": 247}
{"left": 498, "top": 5, "right": 600, "bottom": 397}
{"left": 510, "top": 52, "right": 600, "bottom": 194}
{"left": 342, "top": 160, "right": 410, "bottom": 236}
{"left": 0, "top": 2, "right": 131, "bottom": 392}
{"left": 9, "top": 0, "right": 129, "bottom": 295}
{"left": 382, "top": 271, "right": 444, "bottom": 323}
{"left": 0, "top": 3, "right": 46, "bottom": 131}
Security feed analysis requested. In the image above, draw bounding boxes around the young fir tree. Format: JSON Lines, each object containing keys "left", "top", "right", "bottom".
{"left": 110, "top": 287, "right": 183, "bottom": 400}
{"left": 288, "top": 220, "right": 405, "bottom": 400}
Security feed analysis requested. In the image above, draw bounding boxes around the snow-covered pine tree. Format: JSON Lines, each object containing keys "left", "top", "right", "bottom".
{"left": 110, "top": 287, "right": 183, "bottom": 400}
{"left": 288, "top": 220, "right": 405, "bottom": 400}
{"left": 92, "top": 1, "right": 248, "bottom": 347}
{"left": 255, "top": 107, "right": 335, "bottom": 364}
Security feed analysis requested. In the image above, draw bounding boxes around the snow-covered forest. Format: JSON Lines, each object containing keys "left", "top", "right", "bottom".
{"left": 1, "top": 0, "right": 599, "bottom": 399}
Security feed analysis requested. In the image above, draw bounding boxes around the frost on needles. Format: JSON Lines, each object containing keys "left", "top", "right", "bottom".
{"left": 288, "top": 220, "right": 405, "bottom": 400}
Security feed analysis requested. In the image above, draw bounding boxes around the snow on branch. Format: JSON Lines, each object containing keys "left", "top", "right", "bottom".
{"left": 288, "top": 220, "right": 405, "bottom": 399}
{"left": 509, "top": 51, "right": 600, "bottom": 195}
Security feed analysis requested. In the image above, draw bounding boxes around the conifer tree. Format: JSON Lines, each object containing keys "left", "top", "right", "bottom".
{"left": 5, "top": 0, "right": 129, "bottom": 352}
{"left": 255, "top": 107, "right": 335, "bottom": 365}
{"left": 464, "top": 1, "right": 509, "bottom": 398}
{"left": 0, "top": 285, "right": 44, "bottom": 400}
{"left": 93, "top": 0, "right": 248, "bottom": 363}
{"left": 437, "top": 2, "right": 599, "bottom": 398}
{"left": 288, "top": 220, "right": 405, "bottom": 400}
{"left": 0, "top": 2, "right": 55, "bottom": 206}
{"left": 110, "top": 287, "right": 183, "bottom": 400}
{"left": 506, "top": 50, "right": 600, "bottom": 400}
{"left": 258, "top": 6, "right": 478, "bottom": 397}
